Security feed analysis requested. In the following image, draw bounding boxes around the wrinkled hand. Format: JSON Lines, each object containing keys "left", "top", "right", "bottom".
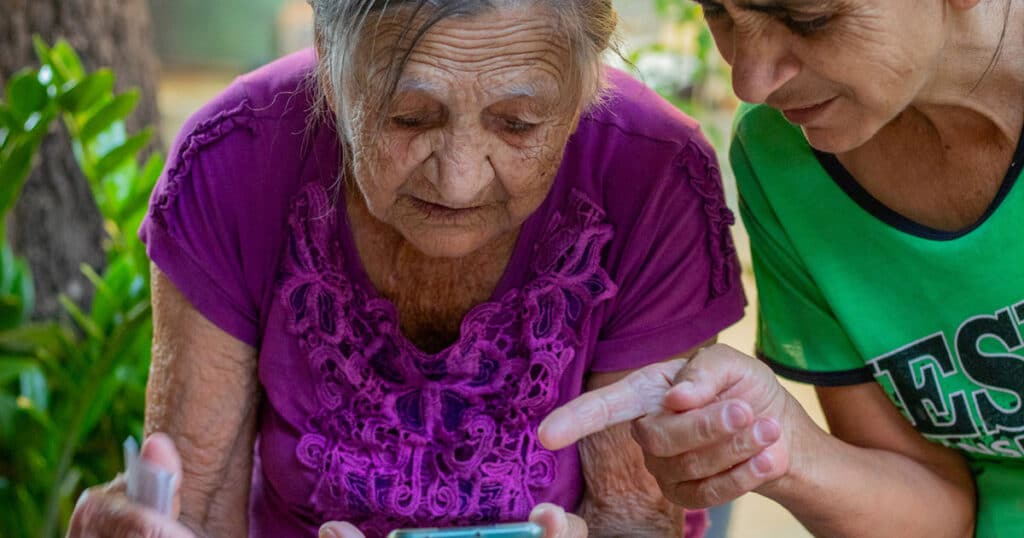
{"left": 68, "top": 433, "right": 195, "bottom": 537}
{"left": 539, "top": 344, "right": 805, "bottom": 508}
{"left": 318, "top": 521, "right": 367, "bottom": 538}
{"left": 530, "top": 503, "right": 587, "bottom": 537}
{"left": 319, "top": 505, "right": 586, "bottom": 538}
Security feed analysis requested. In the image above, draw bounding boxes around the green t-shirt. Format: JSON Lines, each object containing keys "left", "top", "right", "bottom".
{"left": 732, "top": 103, "right": 1024, "bottom": 537}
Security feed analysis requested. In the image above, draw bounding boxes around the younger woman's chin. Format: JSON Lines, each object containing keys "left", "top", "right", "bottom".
{"left": 801, "top": 125, "right": 874, "bottom": 155}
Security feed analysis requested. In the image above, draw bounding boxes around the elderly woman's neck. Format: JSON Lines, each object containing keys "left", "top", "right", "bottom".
{"left": 915, "top": 0, "right": 1024, "bottom": 142}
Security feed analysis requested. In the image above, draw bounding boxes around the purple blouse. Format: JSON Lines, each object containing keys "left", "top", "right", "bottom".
{"left": 140, "top": 49, "right": 745, "bottom": 538}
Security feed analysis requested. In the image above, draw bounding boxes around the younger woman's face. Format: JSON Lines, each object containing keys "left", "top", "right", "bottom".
{"left": 697, "top": 0, "right": 950, "bottom": 152}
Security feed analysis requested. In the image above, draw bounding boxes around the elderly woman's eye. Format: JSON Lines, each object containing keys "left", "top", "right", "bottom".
{"left": 785, "top": 14, "right": 832, "bottom": 36}
{"left": 391, "top": 115, "right": 427, "bottom": 129}
{"left": 502, "top": 118, "right": 538, "bottom": 134}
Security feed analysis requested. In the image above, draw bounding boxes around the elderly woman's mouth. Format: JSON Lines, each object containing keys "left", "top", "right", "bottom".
{"left": 405, "top": 196, "right": 493, "bottom": 223}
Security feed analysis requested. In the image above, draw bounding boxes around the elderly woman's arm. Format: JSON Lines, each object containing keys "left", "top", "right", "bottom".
{"left": 573, "top": 343, "right": 712, "bottom": 537}
{"left": 144, "top": 266, "right": 261, "bottom": 536}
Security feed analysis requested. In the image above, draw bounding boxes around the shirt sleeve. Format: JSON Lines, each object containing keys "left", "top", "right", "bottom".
{"left": 591, "top": 134, "right": 747, "bottom": 372}
{"left": 732, "top": 132, "right": 873, "bottom": 386}
{"left": 139, "top": 84, "right": 268, "bottom": 347}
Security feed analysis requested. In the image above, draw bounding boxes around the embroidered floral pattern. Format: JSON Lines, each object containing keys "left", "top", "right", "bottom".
{"left": 279, "top": 184, "right": 617, "bottom": 537}
{"left": 678, "top": 139, "right": 737, "bottom": 298}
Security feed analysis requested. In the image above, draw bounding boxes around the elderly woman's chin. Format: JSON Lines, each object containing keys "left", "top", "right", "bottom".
{"left": 397, "top": 214, "right": 514, "bottom": 259}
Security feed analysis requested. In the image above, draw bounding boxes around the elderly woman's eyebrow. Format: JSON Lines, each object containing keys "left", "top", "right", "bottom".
{"left": 395, "top": 78, "right": 548, "bottom": 101}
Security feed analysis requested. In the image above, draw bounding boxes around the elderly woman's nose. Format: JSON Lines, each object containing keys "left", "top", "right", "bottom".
{"left": 729, "top": 28, "right": 800, "bottom": 105}
{"left": 435, "top": 138, "right": 496, "bottom": 206}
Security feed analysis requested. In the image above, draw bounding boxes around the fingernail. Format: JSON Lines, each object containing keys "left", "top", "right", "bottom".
{"left": 753, "top": 419, "right": 780, "bottom": 445}
{"left": 675, "top": 380, "right": 695, "bottom": 395}
{"left": 74, "top": 489, "right": 89, "bottom": 511}
{"left": 752, "top": 452, "right": 773, "bottom": 475}
{"left": 725, "top": 404, "right": 748, "bottom": 431}
{"left": 319, "top": 524, "right": 340, "bottom": 538}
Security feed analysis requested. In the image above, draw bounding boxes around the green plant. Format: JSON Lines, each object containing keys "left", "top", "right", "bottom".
{"left": 0, "top": 38, "right": 160, "bottom": 538}
{"left": 627, "top": 0, "right": 736, "bottom": 148}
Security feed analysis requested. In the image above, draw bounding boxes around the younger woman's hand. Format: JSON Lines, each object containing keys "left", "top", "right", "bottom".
{"left": 540, "top": 344, "right": 811, "bottom": 508}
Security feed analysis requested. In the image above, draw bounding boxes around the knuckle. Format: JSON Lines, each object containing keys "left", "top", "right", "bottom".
{"left": 678, "top": 452, "right": 705, "bottom": 480}
{"left": 730, "top": 431, "right": 752, "bottom": 457}
{"left": 695, "top": 413, "right": 716, "bottom": 443}
{"left": 634, "top": 421, "right": 671, "bottom": 457}
{"left": 693, "top": 480, "right": 723, "bottom": 508}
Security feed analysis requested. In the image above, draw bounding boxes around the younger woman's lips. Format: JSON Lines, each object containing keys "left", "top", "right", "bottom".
{"left": 781, "top": 97, "right": 837, "bottom": 125}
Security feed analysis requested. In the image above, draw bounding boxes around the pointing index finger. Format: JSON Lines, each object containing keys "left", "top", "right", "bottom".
{"left": 538, "top": 359, "right": 685, "bottom": 450}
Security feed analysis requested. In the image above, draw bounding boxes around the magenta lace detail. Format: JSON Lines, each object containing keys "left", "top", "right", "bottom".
{"left": 149, "top": 101, "right": 256, "bottom": 233}
{"left": 678, "top": 140, "right": 737, "bottom": 298}
{"left": 280, "top": 185, "right": 617, "bottom": 536}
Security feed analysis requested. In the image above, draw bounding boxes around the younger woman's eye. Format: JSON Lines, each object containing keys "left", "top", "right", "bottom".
{"left": 693, "top": 0, "right": 727, "bottom": 19}
{"left": 785, "top": 14, "right": 832, "bottom": 36}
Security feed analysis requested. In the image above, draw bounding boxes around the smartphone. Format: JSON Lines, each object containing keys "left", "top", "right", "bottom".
{"left": 387, "top": 522, "right": 543, "bottom": 538}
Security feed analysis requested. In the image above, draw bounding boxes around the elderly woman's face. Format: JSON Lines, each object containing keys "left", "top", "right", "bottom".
{"left": 698, "top": 0, "right": 950, "bottom": 152}
{"left": 342, "top": 5, "right": 581, "bottom": 259}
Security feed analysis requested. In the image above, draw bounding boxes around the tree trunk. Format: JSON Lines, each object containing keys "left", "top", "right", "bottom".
{"left": 0, "top": 0, "right": 161, "bottom": 320}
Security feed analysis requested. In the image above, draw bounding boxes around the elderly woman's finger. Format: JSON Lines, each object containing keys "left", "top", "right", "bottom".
{"left": 529, "top": 503, "right": 588, "bottom": 538}
{"left": 319, "top": 521, "right": 366, "bottom": 538}
{"left": 68, "top": 488, "right": 195, "bottom": 538}
{"left": 538, "top": 359, "right": 686, "bottom": 450}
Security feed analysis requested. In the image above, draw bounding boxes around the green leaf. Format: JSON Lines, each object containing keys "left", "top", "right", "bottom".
{"left": 0, "top": 324, "right": 70, "bottom": 356}
{"left": 58, "top": 295, "right": 104, "bottom": 341}
{"left": 0, "top": 357, "right": 37, "bottom": 384}
{"left": 6, "top": 72, "right": 49, "bottom": 124}
{"left": 32, "top": 36, "right": 52, "bottom": 67}
{"left": 94, "top": 128, "right": 151, "bottom": 179}
{"left": 78, "top": 90, "right": 138, "bottom": 143}
{"left": 49, "top": 40, "right": 86, "bottom": 82}
{"left": 18, "top": 367, "right": 47, "bottom": 412}
{"left": 0, "top": 136, "right": 44, "bottom": 224}
{"left": 58, "top": 69, "right": 114, "bottom": 115}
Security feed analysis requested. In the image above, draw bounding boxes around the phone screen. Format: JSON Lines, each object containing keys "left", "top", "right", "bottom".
{"left": 387, "top": 522, "right": 544, "bottom": 538}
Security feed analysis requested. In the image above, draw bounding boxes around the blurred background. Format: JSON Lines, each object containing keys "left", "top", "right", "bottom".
{"left": 0, "top": 1, "right": 823, "bottom": 536}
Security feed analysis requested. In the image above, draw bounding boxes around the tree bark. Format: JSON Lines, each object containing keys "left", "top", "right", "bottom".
{"left": 0, "top": 0, "right": 161, "bottom": 319}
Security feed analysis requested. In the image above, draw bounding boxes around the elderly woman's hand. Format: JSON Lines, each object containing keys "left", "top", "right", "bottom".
{"left": 539, "top": 344, "right": 813, "bottom": 509}
{"left": 67, "top": 433, "right": 196, "bottom": 538}
{"left": 529, "top": 503, "right": 588, "bottom": 538}
{"left": 320, "top": 508, "right": 587, "bottom": 538}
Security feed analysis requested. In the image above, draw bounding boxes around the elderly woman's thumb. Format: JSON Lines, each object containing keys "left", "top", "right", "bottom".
{"left": 140, "top": 433, "right": 183, "bottom": 477}
{"left": 136, "top": 432, "right": 184, "bottom": 516}
{"left": 319, "top": 521, "right": 366, "bottom": 538}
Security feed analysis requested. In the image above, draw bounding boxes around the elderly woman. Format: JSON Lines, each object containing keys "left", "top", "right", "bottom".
{"left": 68, "top": 1, "right": 746, "bottom": 537}
{"left": 543, "top": 0, "right": 1024, "bottom": 536}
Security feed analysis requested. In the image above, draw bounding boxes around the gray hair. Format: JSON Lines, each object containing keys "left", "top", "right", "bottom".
{"left": 307, "top": 0, "right": 619, "bottom": 141}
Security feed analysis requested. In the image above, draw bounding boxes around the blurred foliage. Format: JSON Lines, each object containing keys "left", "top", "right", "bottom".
{"left": 0, "top": 38, "right": 158, "bottom": 538}
{"left": 627, "top": 0, "right": 736, "bottom": 148}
